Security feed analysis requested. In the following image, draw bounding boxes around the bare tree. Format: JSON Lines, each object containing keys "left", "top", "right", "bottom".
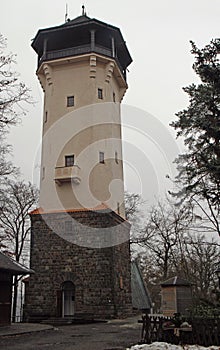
{"left": 0, "top": 179, "right": 39, "bottom": 321}
{"left": 124, "top": 191, "right": 146, "bottom": 258}
{"left": 125, "top": 196, "right": 193, "bottom": 311}
{"left": 0, "top": 34, "right": 35, "bottom": 321}
{"left": 135, "top": 199, "right": 194, "bottom": 280}
{"left": 124, "top": 191, "right": 143, "bottom": 221}
{"left": 0, "top": 34, "right": 31, "bottom": 129}
{"left": 125, "top": 192, "right": 220, "bottom": 309}
{"left": 178, "top": 233, "right": 220, "bottom": 302}
{"left": 0, "top": 34, "right": 31, "bottom": 180}
{"left": 0, "top": 140, "right": 17, "bottom": 178}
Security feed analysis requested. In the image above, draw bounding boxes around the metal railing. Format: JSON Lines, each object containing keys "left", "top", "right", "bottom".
{"left": 38, "top": 44, "right": 126, "bottom": 81}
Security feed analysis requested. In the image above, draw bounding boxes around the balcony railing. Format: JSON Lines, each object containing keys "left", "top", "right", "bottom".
{"left": 38, "top": 44, "right": 126, "bottom": 81}
{"left": 55, "top": 165, "right": 81, "bottom": 185}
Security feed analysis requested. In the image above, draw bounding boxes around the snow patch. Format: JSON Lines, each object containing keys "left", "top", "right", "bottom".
{"left": 127, "top": 342, "right": 220, "bottom": 350}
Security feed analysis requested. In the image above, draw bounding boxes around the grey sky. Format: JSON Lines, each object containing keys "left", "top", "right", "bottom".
{"left": 1, "top": 0, "right": 220, "bottom": 201}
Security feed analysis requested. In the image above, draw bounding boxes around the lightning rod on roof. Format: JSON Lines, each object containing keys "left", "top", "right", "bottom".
{"left": 82, "top": 4, "right": 87, "bottom": 16}
{"left": 65, "top": 3, "right": 68, "bottom": 23}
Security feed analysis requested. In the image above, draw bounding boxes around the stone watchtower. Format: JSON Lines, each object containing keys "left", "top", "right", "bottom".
{"left": 24, "top": 10, "right": 133, "bottom": 320}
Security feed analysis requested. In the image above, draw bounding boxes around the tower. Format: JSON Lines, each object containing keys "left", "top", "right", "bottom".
{"left": 35, "top": 10, "right": 131, "bottom": 216}
{"left": 24, "top": 10, "right": 133, "bottom": 320}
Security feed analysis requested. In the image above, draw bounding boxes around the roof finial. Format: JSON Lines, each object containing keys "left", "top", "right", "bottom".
{"left": 65, "top": 3, "right": 68, "bottom": 22}
{"left": 82, "top": 4, "right": 86, "bottom": 16}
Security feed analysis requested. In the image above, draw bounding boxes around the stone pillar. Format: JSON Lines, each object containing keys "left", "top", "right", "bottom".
{"left": 111, "top": 37, "right": 115, "bottom": 58}
{"left": 90, "top": 30, "right": 95, "bottom": 51}
{"left": 43, "top": 39, "right": 48, "bottom": 55}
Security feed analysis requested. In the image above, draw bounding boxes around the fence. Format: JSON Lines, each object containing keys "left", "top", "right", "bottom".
{"left": 141, "top": 314, "right": 220, "bottom": 347}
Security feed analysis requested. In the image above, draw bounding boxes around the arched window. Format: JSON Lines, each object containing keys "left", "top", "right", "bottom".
{"left": 62, "top": 280, "right": 75, "bottom": 291}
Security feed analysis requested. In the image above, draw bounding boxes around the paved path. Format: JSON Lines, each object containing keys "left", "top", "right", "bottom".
{"left": 0, "top": 316, "right": 142, "bottom": 350}
{"left": 0, "top": 323, "right": 53, "bottom": 336}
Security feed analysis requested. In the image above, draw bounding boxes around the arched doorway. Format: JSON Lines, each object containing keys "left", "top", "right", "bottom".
{"left": 62, "top": 281, "right": 75, "bottom": 317}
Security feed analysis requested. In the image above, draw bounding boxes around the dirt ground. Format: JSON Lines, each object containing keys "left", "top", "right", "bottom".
{"left": 0, "top": 316, "right": 142, "bottom": 350}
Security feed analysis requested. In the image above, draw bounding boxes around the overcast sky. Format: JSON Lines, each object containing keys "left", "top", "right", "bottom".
{"left": 1, "top": 0, "right": 220, "bottom": 203}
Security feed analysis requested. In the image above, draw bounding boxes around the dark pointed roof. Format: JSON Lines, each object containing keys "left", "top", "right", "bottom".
{"left": 32, "top": 14, "right": 132, "bottom": 73}
{"left": 131, "top": 261, "right": 152, "bottom": 310}
{"left": 161, "top": 276, "right": 191, "bottom": 287}
{"left": 0, "top": 252, "right": 34, "bottom": 275}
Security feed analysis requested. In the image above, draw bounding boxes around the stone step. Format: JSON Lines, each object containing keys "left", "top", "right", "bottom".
{"left": 41, "top": 318, "right": 73, "bottom": 326}
{"left": 41, "top": 313, "right": 95, "bottom": 326}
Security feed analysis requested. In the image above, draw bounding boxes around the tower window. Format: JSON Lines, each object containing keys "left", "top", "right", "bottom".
{"left": 119, "top": 275, "right": 124, "bottom": 289}
{"left": 67, "top": 96, "right": 74, "bottom": 107}
{"left": 99, "top": 151, "right": 105, "bottom": 164}
{"left": 113, "top": 92, "right": 116, "bottom": 102}
{"left": 98, "top": 88, "right": 103, "bottom": 99}
{"left": 65, "top": 220, "right": 72, "bottom": 234}
{"left": 117, "top": 202, "right": 120, "bottom": 214}
{"left": 65, "top": 155, "right": 74, "bottom": 167}
{"left": 115, "top": 151, "right": 118, "bottom": 164}
{"left": 45, "top": 111, "right": 48, "bottom": 123}
{"left": 42, "top": 166, "right": 45, "bottom": 179}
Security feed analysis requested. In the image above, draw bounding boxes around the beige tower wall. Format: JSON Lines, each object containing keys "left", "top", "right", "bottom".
{"left": 38, "top": 54, "right": 127, "bottom": 217}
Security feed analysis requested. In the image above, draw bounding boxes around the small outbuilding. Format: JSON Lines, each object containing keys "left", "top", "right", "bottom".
{"left": 0, "top": 252, "right": 33, "bottom": 325}
{"left": 161, "top": 276, "right": 192, "bottom": 316}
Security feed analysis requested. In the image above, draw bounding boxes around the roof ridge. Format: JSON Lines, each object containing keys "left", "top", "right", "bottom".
{"left": 62, "top": 14, "right": 91, "bottom": 26}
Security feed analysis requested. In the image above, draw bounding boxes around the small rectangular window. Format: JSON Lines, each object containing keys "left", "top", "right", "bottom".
{"left": 98, "top": 88, "right": 103, "bottom": 99}
{"left": 45, "top": 111, "right": 48, "bottom": 123}
{"left": 99, "top": 151, "right": 105, "bottom": 164}
{"left": 67, "top": 96, "right": 74, "bottom": 107}
{"left": 65, "top": 155, "right": 74, "bottom": 167}
{"left": 65, "top": 220, "right": 72, "bottom": 234}
{"left": 119, "top": 275, "right": 124, "bottom": 289}
{"left": 42, "top": 166, "right": 45, "bottom": 179}
{"left": 113, "top": 92, "right": 116, "bottom": 102}
{"left": 117, "top": 202, "right": 120, "bottom": 215}
{"left": 115, "top": 151, "right": 118, "bottom": 164}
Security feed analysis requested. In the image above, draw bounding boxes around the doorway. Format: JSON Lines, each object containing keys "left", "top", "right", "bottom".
{"left": 62, "top": 281, "right": 75, "bottom": 317}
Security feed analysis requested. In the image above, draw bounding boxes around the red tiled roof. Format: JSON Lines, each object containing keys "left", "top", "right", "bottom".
{"left": 30, "top": 203, "right": 111, "bottom": 215}
{"left": 29, "top": 203, "right": 130, "bottom": 225}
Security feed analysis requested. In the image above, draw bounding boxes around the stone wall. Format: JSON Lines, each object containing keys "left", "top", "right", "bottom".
{"left": 24, "top": 209, "right": 132, "bottom": 320}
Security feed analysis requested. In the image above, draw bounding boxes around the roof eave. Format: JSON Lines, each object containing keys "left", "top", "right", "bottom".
{"left": 0, "top": 267, "right": 34, "bottom": 275}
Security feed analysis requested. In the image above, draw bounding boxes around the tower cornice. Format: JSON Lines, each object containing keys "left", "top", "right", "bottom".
{"left": 37, "top": 53, "right": 128, "bottom": 94}
{"left": 32, "top": 15, "right": 132, "bottom": 82}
